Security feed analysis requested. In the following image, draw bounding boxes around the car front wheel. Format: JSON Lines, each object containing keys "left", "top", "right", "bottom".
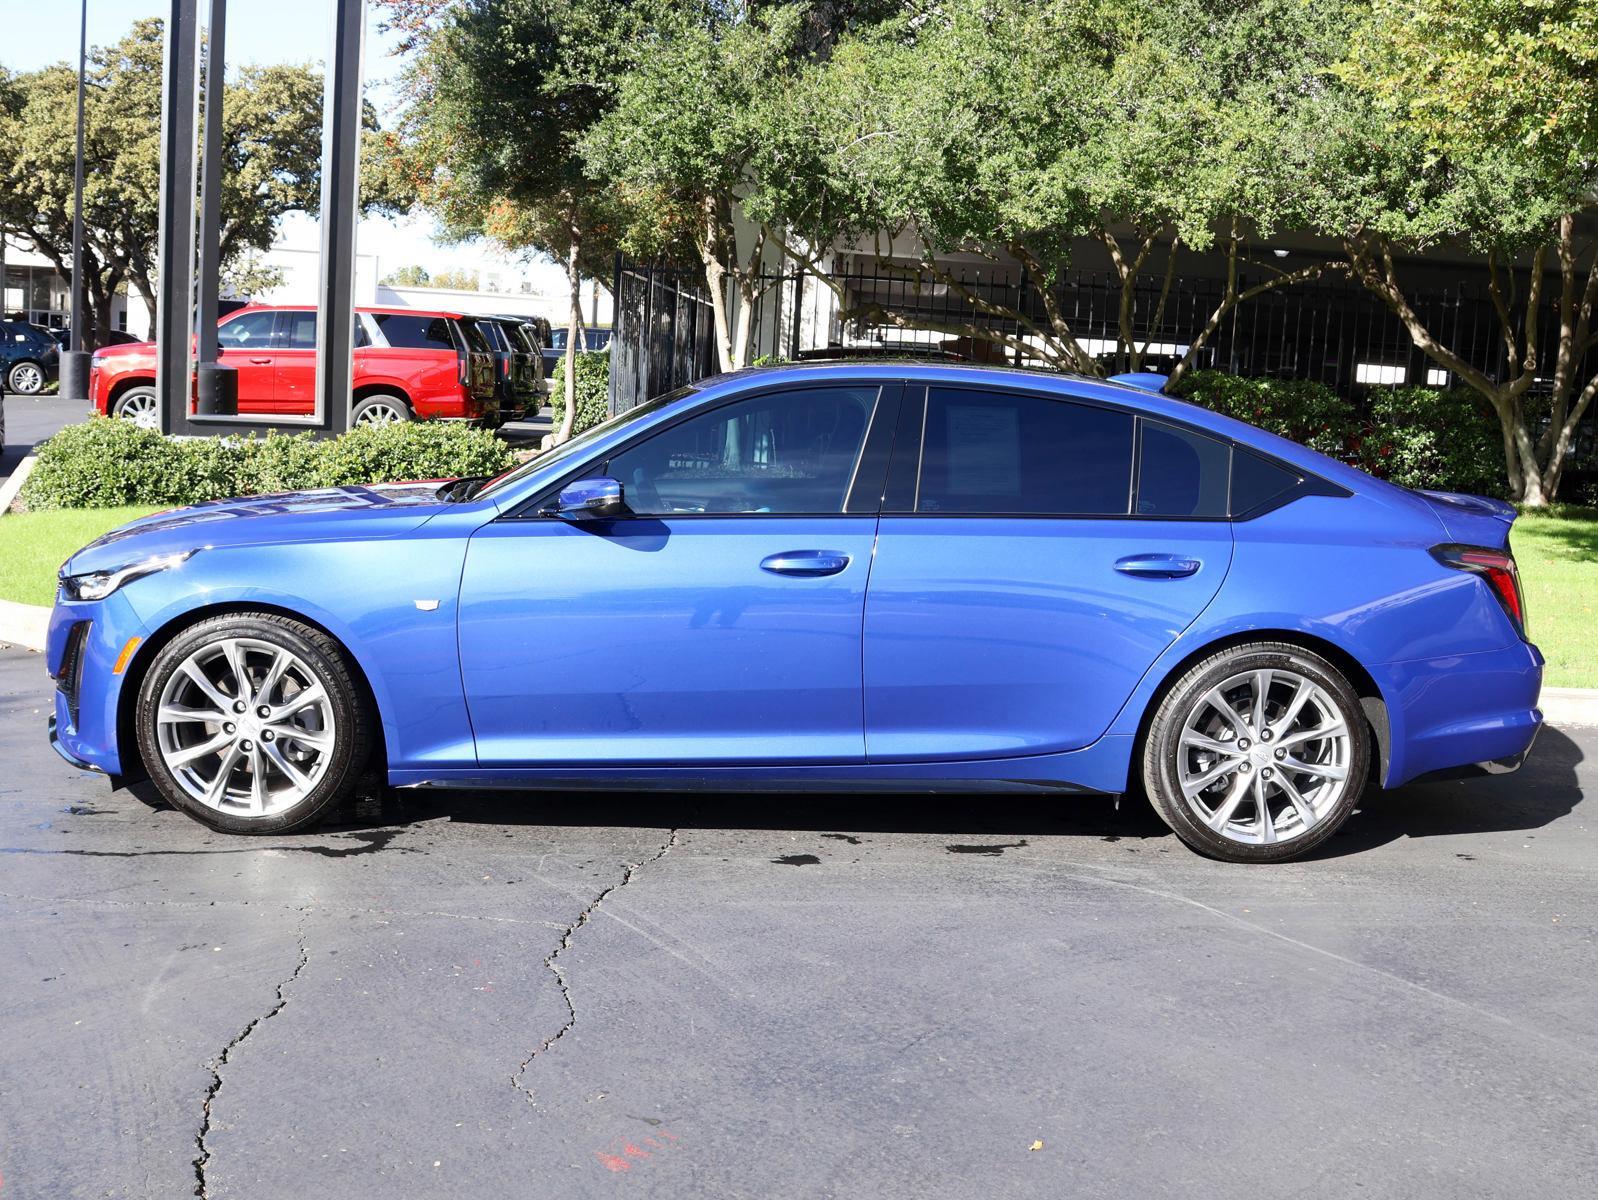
{"left": 8, "top": 360, "right": 45, "bottom": 395}
{"left": 135, "top": 613, "right": 373, "bottom": 834}
{"left": 112, "top": 386, "right": 161, "bottom": 429}
{"left": 1142, "top": 642, "right": 1369, "bottom": 863}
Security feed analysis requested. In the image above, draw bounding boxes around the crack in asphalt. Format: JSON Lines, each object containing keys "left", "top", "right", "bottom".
{"left": 512, "top": 828, "right": 680, "bottom": 1105}
{"left": 192, "top": 914, "right": 310, "bottom": 1198}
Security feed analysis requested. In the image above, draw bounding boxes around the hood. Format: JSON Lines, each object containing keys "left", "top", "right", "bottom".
{"left": 65, "top": 481, "right": 451, "bottom": 574}
{"left": 1413, "top": 489, "right": 1517, "bottom": 549}
{"left": 92, "top": 339, "right": 155, "bottom": 360}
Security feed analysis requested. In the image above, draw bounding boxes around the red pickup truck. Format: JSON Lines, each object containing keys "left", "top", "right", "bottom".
{"left": 89, "top": 305, "right": 499, "bottom": 427}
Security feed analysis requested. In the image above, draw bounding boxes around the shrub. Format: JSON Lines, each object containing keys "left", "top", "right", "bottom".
{"left": 20, "top": 415, "right": 516, "bottom": 510}
{"left": 1358, "top": 386, "right": 1508, "bottom": 497}
{"left": 548, "top": 350, "right": 611, "bottom": 437}
{"left": 1169, "top": 371, "right": 1357, "bottom": 457}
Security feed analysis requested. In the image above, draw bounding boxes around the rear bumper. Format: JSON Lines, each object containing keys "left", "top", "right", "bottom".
{"left": 1376, "top": 639, "right": 1544, "bottom": 787}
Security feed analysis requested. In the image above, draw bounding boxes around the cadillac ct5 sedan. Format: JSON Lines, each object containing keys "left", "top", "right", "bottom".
{"left": 46, "top": 363, "right": 1542, "bottom": 863}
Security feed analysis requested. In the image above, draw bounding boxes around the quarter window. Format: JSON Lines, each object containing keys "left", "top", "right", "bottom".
{"left": 1231, "top": 449, "right": 1304, "bottom": 516}
{"left": 369, "top": 313, "right": 457, "bottom": 351}
{"left": 1136, "top": 420, "right": 1230, "bottom": 518}
{"left": 916, "top": 388, "right": 1134, "bottom": 515}
{"left": 604, "top": 386, "right": 879, "bottom": 515}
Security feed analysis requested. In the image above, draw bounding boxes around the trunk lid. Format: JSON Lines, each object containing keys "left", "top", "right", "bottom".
{"left": 1414, "top": 489, "right": 1518, "bottom": 549}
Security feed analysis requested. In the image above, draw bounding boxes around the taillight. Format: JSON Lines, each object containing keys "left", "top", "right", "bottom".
{"left": 1432, "top": 544, "right": 1527, "bottom": 636}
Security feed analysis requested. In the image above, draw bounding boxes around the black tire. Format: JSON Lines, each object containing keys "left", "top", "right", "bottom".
{"left": 112, "top": 385, "right": 160, "bottom": 428}
{"left": 135, "top": 612, "right": 373, "bottom": 835}
{"left": 1142, "top": 641, "right": 1369, "bottom": 863}
{"left": 351, "top": 393, "right": 412, "bottom": 425}
{"left": 7, "top": 360, "right": 45, "bottom": 395}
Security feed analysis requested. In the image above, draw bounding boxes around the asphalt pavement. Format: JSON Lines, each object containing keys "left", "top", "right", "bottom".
{"left": 1, "top": 395, "right": 90, "bottom": 484}
{"left": 1, "top": 644, "right": 1595, "bottom": 1198}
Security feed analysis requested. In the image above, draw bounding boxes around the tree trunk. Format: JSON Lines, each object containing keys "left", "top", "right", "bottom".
{"left": 555, "top": 226, "right": 582, "bottom": 446}
{"left": 699, "top": 195, "right": 737, "bottom": 373}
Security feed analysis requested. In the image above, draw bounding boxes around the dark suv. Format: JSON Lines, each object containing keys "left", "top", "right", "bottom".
{"left": 1, "top": 321, "right": 60, "bottom": 395}
{"left": 478, "top": 316, "right": 543, "bottom": 419}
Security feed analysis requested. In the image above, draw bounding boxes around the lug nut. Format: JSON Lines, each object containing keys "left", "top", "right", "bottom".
{"left": 1262, "top": 767, "right": 1274, "bottom": 778}
{"left": 1261, "top": 730, "right": 1273, "bottom": 742}
{"left": 262, "top": 731, "right": 275, "bottom": 743}
{"left": 1274, "top": 748, "right": 1286, "bottom": 760}
{"left": 257, "top": 705, "right": 271, "bottom": 718}
{"left": 233, "top": 700, "right": 247, "bottom": 714}
{"left": 223, "top": 723, "right": 236, "bottom": 735}
{"left": 240, "top": 739, "right": 253, "bottom": 752}
{"left": 1238, "top": 738, "right": 1251, "bottom": 751}
{"left": 1239, "top": 762, "right": 1252, "bottom": 773}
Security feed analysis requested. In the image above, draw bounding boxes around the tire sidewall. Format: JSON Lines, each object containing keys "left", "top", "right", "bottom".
{"left": 352, "top": 394, "right": 412, "bottom": 425}
{"left": 1144, "top": 644, "right": 1369, "bottom": 863}
{"left": 113, "top": 386, "right": 158, "bottom": 425}
{"left": 9, "top": 361, "right": 43, "bottom": 395}
{"left": 135, "top": 616, "right": 367, "bottom": 835}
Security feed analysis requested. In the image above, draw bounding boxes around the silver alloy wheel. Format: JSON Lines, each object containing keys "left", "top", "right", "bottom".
{"left": 1176, "top": 668, "right": 1351, "bottom": 846}
{"left": 155, "top": 637, "right": 337, "bottom": 817}
{"left": 9, "top": 362, "right": 43, "bottom": 394}
{"left": 355, "top": 399, "right": 407, "bottom": 425}
{"left": 115, "top": 391, "right": 160, "bottom": 430}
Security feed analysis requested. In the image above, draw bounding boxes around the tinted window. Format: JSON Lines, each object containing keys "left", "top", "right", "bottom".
{"left": 605, "top": 386, "right": 878, "bottom": 515}
{"left": 1136, "top": 420, "right": 1230, "bottom": 518}
{"left": 370, "top": 313, "right": 457, "bottom": 351}
{"left": 217, "top": 311, "right": 277, "bottom": 349}
{"left": 280, "top": 310, "right": 317, "bottom": 349}
{"left": 916, "top": 388, "right": 1133, "bottom": 515}
{"left": 549, "top": 328, "right": 568, "bottom": 350}
{"left": 585, "top": 329, "right": 612, "bottom": 351}
{"left": 457, "top": 318, "right": 491, "bottom": 353}
{"left": 503, "top": 323, "right": 534, "bottom": 353}
{"left": 1230, "top": 449, "right": 1303, "bottom": 516}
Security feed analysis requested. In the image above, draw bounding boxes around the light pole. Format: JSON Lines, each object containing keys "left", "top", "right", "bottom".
{"left": 58, "top": 0, "right": 91, "bottom": 402}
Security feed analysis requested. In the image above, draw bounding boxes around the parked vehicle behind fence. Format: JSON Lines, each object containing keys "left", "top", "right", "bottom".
{"left": 88, "top": 305, "right": 498, "bottom": 427}
{"left": 541, "top": 326, "right": 610, "bottom": 385}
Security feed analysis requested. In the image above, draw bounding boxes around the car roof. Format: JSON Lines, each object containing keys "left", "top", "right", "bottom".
{"left": 229, "top": 303, "right": 472, "bottom": 321}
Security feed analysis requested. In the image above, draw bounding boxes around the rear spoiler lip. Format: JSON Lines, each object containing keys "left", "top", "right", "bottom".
{"left": 1416, "top": 489, "right": 1517, "bottom": 524}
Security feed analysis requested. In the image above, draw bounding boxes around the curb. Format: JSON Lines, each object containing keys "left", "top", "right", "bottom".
{"left": 0, "top": 598, "right": 48, "bottom": 652}
{"left": 1538, "top": 687, "right": 1598, "bottom": 728}
{"left": 0, "top": 453, "right": 36, "bottom": 513}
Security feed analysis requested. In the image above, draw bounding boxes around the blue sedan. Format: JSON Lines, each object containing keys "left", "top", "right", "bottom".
{"left": 46, "top": 363, "right": 1542, "bottom": 862}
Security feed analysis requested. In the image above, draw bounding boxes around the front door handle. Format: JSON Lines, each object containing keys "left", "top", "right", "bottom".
{"left": 248, "top": 356, "right": 273, "bottom": 364}
{"left": 1114, "top": 553, "right": 1202, "bottom": 579}
{"left": 760, "top": 550, "right": 851, "bottom": 577}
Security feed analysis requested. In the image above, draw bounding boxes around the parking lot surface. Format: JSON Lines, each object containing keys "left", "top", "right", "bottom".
{"left": 1, "top": 644, "right": 1595, "bottom": 1198}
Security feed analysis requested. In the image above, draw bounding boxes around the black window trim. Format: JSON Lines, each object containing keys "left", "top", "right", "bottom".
{"left": 500, "top": 379, "right": 901, "bottom": 522}
{"left": 880, "top": 378, "right": 1349, "bottom": 522}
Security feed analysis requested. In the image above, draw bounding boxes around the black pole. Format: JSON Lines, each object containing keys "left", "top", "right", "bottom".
{"left": 314, "top": 0, "right": 364, "bottom": 434}
{"left": 154, "top": 0, "right": 200, "bottom": 434}
{"left": 194, "top": 0, "right": 236, "bottom": 415}
{"left": 59, "top": 0, "right": 92, "bottom": 400}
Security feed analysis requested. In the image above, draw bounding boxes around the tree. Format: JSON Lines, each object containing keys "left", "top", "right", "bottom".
{"left": 381, "top": 264, "right": 432, "bottom": 287}
{"left": 0, "top": 19, "right": 410, "bottom": 347}
{"left": 382, "top": 0, "right": 638, "bottom": 443}
{"left": 759, "top": 0, "right": 1341, "bottom": 383}
{"left": 1313, "top": 0, "right": 1598, "bottom": 504}
{"left": 584, "top": 0, "right": 897, "bottom": 371}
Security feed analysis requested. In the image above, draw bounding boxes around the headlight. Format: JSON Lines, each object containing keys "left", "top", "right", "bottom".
{"left": 60, "top": 550, "right": 195, "bottom": 601}
{"left": 90, "top": 353, "right": 104, "bottom": 368}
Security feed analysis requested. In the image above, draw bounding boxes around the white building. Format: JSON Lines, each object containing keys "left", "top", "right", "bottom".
{"left": 1, "top": 237, "right": 148, "bottom": 337}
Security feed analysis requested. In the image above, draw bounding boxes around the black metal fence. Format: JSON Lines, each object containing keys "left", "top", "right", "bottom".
{"left": 611, "top": 253, "right": 1598, "bottom": 471}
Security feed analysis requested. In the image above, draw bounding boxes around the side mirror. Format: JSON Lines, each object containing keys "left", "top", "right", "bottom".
{"left": 555, "top": 476, "right": 627, "bottom": 520}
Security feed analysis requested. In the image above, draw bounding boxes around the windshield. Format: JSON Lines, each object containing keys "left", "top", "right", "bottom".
{"left": 474, "top": 386, "right": 698, "bottom": 500}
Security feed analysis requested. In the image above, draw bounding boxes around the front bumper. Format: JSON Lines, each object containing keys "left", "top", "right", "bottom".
{"left": 48, "top": 714, "right": 106, "bottom": 775}
{"left": 45, "top": 590, "right": 151, "bottom": 778}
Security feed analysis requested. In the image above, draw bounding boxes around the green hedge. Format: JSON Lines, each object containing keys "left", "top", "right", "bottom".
{"left": 20, "top": 416, "right": 515, "bottom": 510}
{"left": 1172, "top": 370, "right": 1512, "bottom": 496}
{"left": 1168, "top": 371, "right": 1355, "bottom": 457}
{"left": 548, "top": 350, "right": 611, "bottom": 438}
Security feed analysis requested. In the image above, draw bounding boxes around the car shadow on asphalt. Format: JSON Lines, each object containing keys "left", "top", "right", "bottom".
{"left": 325, "top": 726, "right": 1587, "bottom": 861}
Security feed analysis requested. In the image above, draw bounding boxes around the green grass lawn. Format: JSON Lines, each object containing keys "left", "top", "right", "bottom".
{"left": 0, "top": 502, "right": 1594, "bottom": 686}
{"left": 0, "top": 507, "right": 159, "bottom": 607}
{"left": 1512, "top": 506, "right": 1598, "bottom": 688}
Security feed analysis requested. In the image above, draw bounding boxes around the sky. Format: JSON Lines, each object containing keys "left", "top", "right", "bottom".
{"left": 0, "top": 0, "right": 563, "bottom": 285}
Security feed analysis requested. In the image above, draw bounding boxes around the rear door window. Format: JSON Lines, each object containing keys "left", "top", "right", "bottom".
{"left": 216, "top": 311, "right": 279, "bottom": 349}
{"left": 457, "top": 318, "right": 492, "bottom": 354}
{"left": 915, "top": 387, "right": 1134, "bottom": 515}
{"left": 369, "top": 313, "right": 458, "bottom": 351}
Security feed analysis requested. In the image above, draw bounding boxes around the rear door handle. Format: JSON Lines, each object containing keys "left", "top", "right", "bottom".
{"left": 760, "top": 550, "right": 852, "bottom": 577}
{"left": 1114, "top": 553, "right": 1202, "bottom": 579}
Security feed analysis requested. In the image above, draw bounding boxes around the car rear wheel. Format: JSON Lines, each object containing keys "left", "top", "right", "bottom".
{"left": 112, "top": 386, "right": 160, "bottom": 430}
{"left": 352, "top": 394, "right": 411, "bottom": 426}
{"left": 135, "top": 613, "right": 373, "bottom": 834}
{"left": 1142, "top": 642, "right": 1369, "bottom": 863}
{"left": 8, "top": 360, "right": 44, "bottom": 395}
